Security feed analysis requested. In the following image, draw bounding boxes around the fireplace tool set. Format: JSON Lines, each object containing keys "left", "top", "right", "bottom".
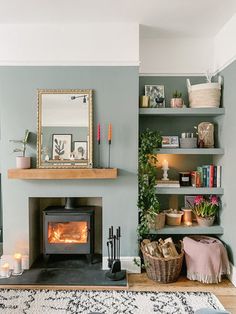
{"left": 106, "top": 226, "right": 126, "bottom": 281}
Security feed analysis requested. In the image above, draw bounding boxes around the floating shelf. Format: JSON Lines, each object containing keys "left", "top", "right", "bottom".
{"left": 139, "top": 108, "right": 225, "bottom": 116}
{"left": 156, "top": 187, "right": 224, "bottom": 195}
{"left": 156, "top": 148, "right": 224, "bottom": 155}
{"left": 8, "top": 168, "right": 118, "bottom": 180}
{"left": 149, "top": 223, "right": 223, "bottom": 235}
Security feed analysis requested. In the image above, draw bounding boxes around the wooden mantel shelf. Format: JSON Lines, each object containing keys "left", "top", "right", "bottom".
{"left": 8, "top": 168, "right": 118, "bottom": 180}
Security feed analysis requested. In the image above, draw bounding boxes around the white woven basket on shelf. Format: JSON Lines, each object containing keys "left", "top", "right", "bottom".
{"left": 187, "top": 76, "right": 222, "bottom": 108}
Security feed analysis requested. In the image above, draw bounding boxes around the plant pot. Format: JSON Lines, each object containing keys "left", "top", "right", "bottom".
{"left": 196, "top": 215, "right": 215, "bottom": 227}
{"left": 170, "top": 98, "right": 184, "bottom": 108}
{"left": 154, "top": 213, "right": 166, "bottom": 230}
{"left": 166, "top": 211, "right": 183, "bottom": 226}
{"left": 16, "top": 156, "right": 31, "bottom": 169}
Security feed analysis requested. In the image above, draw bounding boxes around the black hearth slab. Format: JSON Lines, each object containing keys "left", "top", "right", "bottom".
{"left": 0, "top": 269, "right": 127, "bottom": 287}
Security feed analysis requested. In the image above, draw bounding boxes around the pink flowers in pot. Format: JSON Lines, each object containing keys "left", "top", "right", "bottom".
{"left": 193, "top": 195, "right": 219, "bottom": 218}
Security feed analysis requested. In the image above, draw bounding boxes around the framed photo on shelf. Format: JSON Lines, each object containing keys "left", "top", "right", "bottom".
{"left": 52, "top": 134, "right": 72, "bottom": 160}
{"left": 162, "top": 136, "right": 179, "bottom": 148}
{"left": 144, "top": 85, "right": 165, "bottom": 108}
{"left": 74, "top": 141, "right": 88, "bottom": 160}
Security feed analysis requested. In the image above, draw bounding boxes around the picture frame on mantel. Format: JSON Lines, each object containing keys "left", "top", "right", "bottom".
{"left": 37, "top": 89, "right": 93, "bottom": 169}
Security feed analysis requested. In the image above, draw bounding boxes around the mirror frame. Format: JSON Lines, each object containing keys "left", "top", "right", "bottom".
{"left": 37, "top": 89, "right": 93, "bottom": 169}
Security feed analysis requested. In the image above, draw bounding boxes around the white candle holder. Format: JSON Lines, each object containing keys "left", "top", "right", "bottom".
{"left": 12, "top": 254, "right": 23, "bottom": 276}
{"left": 161, "top": 167, "right": 169, "bottom": 181}
{"left": 0, "top": 263, "right": 11, "bottom": 278}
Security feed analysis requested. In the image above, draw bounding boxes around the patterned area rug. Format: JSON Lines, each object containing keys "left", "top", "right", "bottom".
{"left": 0, "top": 289, "right": 225, "bottom": 314}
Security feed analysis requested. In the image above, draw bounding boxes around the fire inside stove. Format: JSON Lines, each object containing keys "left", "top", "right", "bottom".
{"left": 48, "top": 221, "right": 88, "bottom": 244}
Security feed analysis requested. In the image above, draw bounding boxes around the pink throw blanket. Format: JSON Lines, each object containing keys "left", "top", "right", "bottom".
{"left": 183, "top": 236, "right": 230, "bottom": 284}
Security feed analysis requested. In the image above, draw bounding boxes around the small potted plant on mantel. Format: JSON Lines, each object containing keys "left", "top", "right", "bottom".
{"left": 138, "top": 129, "right": 165, "bottom": 237}
{"left": 10, "top": 129, "right": 31, "bottom": 169}
{"left": 170, "top": 90, "right": 184, "bottom": 108}
{"left": 191, "top": 195, "right": 220, "bottom": 227}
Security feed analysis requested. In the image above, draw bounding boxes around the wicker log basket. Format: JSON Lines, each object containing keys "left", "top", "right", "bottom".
{"left": 141, "top": 241, "right": 184, "bottom": 283}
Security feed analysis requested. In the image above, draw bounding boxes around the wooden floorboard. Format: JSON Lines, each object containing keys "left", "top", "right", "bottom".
{"left": 128, "top": 273, "right": 236, "bottom": 313}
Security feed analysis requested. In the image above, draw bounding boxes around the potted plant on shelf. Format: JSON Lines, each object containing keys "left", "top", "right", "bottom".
{"left": 170, "top": 90, "right": 184, "bottom": 108}
{"left": 10, "top": 129, "right": 31, "bottom": 169}
{"left": 138, "top": 129, "right": 164, "bottom": 237}
{"left": 191, "top": 195, "right": 220, "bottom": 227}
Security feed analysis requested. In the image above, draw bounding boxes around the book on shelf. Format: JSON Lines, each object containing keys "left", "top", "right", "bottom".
{"left": 155, "top": 180, "right": 180, "bottom": 188}
{"left": 192, "top": 165, "right": 221, "bottom": 188}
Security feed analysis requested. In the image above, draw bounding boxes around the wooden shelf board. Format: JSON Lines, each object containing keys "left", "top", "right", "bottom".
{"left": 139, "top": 107, "right": 225, "bottom": 116}
{"left": 156, "top": 187, "right": 224, "bottom": 195}
{"left": 156, "top": 148, "right": 224, "bottom": 155}
{"left": 149, "top": 223, "right": 223, "bottom": 235}
{"left": 8, "top": 168, "right": 118, "bottom": 180}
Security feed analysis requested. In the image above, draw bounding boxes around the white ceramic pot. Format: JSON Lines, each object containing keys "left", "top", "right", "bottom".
{"left": 16, "top": 156, "right": 31, "bottom": 169}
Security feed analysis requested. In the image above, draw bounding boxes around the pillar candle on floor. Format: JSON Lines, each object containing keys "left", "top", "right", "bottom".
{"left": 13, "top": 253, "right": 23, "bottom": 275}
{"left": 0, "top": 263, "right": 10, "bottom": 278}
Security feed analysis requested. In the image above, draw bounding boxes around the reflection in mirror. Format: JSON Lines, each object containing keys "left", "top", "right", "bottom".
{"left": 37, "top": 89, "right": 93, "bottom": 168}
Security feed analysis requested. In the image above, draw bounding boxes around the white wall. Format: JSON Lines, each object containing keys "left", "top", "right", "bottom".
{"left": 214, "top": 13, "right": 236, "bottom": 73}
{"left": 0, "top": 23, "right": 139, "bottom": 66}
{"left": 140, "top": 38, "right": 214, "bottom": 75}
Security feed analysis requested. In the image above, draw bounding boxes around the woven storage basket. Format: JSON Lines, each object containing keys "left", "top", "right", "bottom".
{"left": 141, "top": 242, "right": 184, "bottom": 283}
{"left": 187, "top": 77, "right": 222, "bottom": 108}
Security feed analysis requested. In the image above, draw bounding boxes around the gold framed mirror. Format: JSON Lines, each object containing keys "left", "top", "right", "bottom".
{"left": 37, "top": 89, "right": 93, "bottom": 168}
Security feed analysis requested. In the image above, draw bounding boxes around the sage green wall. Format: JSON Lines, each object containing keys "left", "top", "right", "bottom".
{"left": 0, "top": 66, "right": 138, "bottom": 260}
{"left": 217, "top": 60, "right": 236, "bottom": 264}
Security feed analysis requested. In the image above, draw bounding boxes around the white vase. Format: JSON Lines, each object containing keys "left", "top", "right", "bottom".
{"left": 16, "top": 156, "right": 31, "bottom": 169}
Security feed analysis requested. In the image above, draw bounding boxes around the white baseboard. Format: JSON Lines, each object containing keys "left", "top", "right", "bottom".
{"left": 228, "top": 262, "right": 236, "bottom": 287}
{"left": 0, "top": 255, "right": 29, "bottom": 270}
{"left": 102, "top": 256, "right": 141, "bottom": 273}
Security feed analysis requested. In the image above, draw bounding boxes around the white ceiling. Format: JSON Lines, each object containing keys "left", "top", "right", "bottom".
{"left": 0, "top": 0, "right": 235, "bottom": 37}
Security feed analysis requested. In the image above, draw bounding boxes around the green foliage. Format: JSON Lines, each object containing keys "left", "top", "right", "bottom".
{"left": 172, "top": 90, "right": 182, "bottom": 98}
{"left": 138, "top": 129, "right": 162, "bottom": 238}
{"left": 10, "top": 129, "right": 30, "bottom": 157}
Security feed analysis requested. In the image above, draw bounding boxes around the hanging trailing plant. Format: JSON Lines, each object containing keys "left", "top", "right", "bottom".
{"left": 138, "top": 129, "right": 162, "bottom": 238}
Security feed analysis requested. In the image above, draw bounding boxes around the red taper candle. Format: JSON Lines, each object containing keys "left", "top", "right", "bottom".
{"left": 97, "top": 123, "right": 101, "bottom": 144}
{"left": 108, "top": 123, "right": 112, "bottom": 143}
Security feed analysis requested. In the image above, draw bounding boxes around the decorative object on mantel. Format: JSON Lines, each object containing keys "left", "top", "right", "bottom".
{"left": 107, "top": 123, "right": 112, "bottom": 168}
{"left": 37, "top": 89, "right": 93, "bottom": 169}
{"left": 97, "top": 123, "right": 101, "bottom": 168}
{"left": 138, "top": 129, "right": 163, "bottom": 236}
{"left": 187, "top": 74, "right": 222, "bottom": 108}
{"left": 183, "top": 236, "right": 230, "bottom": 284}
{"left": 189, "top": 195, "right": 220, "bottom": 227}
{"left": 10, "top": 129, "right": 31, "bottom": 169}
{"left": 141, "top": 238, "right": 184, "bottom": 283}
{"left": 170, "top": 90, "right": 184, "bottom": 108}
{"left": 106, "top": 226, "right": 126, "bottom": 281}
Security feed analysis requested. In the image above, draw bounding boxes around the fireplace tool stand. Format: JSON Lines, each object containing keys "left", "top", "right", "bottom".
{"left": 105, "top": 226, "right": 126, "bottom": 281}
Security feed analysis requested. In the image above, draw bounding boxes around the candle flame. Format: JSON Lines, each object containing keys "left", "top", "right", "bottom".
{"left": 14, "top": 253, "right": 22, "bottom": 259}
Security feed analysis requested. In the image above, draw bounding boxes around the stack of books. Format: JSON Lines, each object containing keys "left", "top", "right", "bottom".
{"left": 191, "top": 165, "right": 221, "bottom": 188}
{"left": 155, "top": 180, "right": 180, "bottom": 188}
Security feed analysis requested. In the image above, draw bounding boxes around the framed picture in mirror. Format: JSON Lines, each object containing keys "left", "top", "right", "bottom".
{"left": 37, "top": 89, "right": 93, "bottom": 168}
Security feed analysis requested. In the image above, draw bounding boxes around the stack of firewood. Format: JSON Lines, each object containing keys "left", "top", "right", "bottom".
{"left": 142, "top": 238, "right": 181, "bottom": 258}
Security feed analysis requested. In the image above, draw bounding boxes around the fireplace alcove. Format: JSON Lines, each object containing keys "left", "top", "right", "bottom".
{"left": 29, "top": 197, "right": 102, "bottom": 268}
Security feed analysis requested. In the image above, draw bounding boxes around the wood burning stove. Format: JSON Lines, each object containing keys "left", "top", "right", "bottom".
{"left": 43, "top": 206, "right": 94, "bottom": 258}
